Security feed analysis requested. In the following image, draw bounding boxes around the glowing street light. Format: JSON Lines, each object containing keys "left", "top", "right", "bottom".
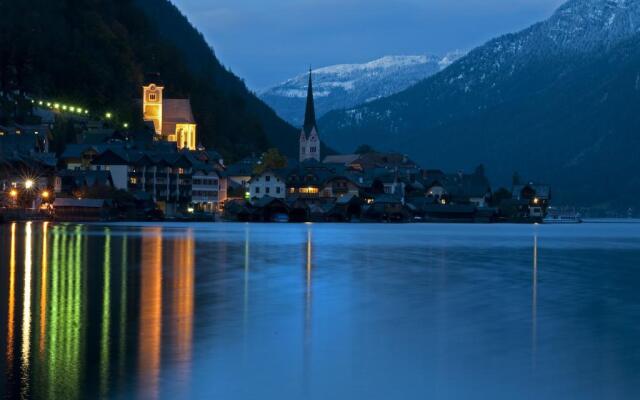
{"left": 105, "top": 112, "right": 112, "bottom": 119}
{"left": 25, "top": 179, "right": 35, "bottom": 190}
{"left": 41, "top": 190, "right": 50, "bottom": 200}
{"left": 9, "top": 189, "right": 18, "bottom": 199}
{"left": 123, "top": 123, "right": 129, "bottom": 129}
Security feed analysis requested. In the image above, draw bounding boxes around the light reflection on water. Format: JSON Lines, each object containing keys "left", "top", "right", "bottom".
{"left": 1, "top": 222, "right": 640, "bottom": 399}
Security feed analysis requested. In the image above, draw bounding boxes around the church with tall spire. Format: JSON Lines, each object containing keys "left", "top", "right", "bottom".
{"left": 299, "top": 69, "right": 321, "bottom": 162}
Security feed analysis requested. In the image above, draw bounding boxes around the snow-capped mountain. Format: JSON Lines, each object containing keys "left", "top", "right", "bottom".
{"left": 319, "top": 0, "right": 640, "bottom": 208}
{"left": 259, "top": 53, "right": 464, "bottom": 127}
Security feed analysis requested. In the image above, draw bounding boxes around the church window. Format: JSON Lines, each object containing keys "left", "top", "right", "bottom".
{"left": 149, "top": 93, "right": 157, "bottom": 101}
{"left": 310, "top": 147, "right": 316, "bottom": 153}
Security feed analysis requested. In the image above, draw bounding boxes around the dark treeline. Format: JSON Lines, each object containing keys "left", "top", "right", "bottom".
{"left": 0, "top": 0, "right": 297, "bottom": 160}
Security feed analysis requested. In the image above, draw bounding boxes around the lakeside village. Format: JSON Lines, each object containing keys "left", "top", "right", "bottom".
{"left": 0, "top": 73, "right": 552, "bottom": 224}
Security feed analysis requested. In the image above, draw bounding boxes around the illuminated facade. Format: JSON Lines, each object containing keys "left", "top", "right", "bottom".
{"left": 142, "top": 76, "right": 197, "bottom": 150}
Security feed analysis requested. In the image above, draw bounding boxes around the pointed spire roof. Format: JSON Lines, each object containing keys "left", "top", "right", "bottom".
{"left": 303, "top": 68, "right": 317, "bottom": 136}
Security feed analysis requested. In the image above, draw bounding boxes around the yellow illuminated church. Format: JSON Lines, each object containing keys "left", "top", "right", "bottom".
{"left": 142, "top": 74, "right": 197, "bottom": 150}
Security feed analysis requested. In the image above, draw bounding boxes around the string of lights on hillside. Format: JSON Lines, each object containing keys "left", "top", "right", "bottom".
{"left": 29, "top": 99, "right": 129, "bottom": 128}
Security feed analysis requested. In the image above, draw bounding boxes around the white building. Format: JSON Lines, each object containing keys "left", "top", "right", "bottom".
{"left": 248, "top": 171, "right": 286, "bottom": 199}
{"left": 192, "top": 166, "right": 227, "bottom": 212}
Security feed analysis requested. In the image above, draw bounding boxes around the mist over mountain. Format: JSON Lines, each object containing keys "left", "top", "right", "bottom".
{"left": 320, "top": 0, "right": 640, "bottom": 209}
{"left": 260, "top": 54, "right": 463, "bottom": 127}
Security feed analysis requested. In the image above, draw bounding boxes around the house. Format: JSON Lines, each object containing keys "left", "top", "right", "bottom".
{"left": 512, "top": 183, "right": 551, "bottom": 218}
{"left": 363, "top": 194, "right": 409, "bottom": 222}
{"left": 53, "top": 198, "right": 113, "bottom": 221}
{"left": 321, "top": 174, "right": 361, "bottom": 199}
{"left": 423, "top": 170, "right": 492, "bottom": 207}
{"left": 0, "top": 124, "right": 51, "bottom": 154}
{"left": 251, "top": 196, "right": 290, "bottom": 222}
{"left": 55, "top": 170, "right": 114, "bottom": 194}
{"left": 191, "top": 164, "right": 227, "bottom": 212}
{"left": 248, "top": 170, "right": 286, "bottom": 199}
{"left": 225, "top": 155, "right": 260, "bottom": 192}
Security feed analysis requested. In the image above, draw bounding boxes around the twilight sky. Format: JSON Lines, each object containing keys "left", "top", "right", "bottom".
{"left": 171, "top": 0, "right": 566, "bottom": 90}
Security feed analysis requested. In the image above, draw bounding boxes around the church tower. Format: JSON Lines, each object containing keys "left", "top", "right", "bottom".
{"left": 300, "top": 70, "right": 321, "bottom": 162}
{"left": 142, "top": 73, "right": 164, "bottom": 135}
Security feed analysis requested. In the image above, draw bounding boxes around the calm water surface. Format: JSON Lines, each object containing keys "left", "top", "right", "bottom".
{"left": 1, "top": 221, "right": 640, "bottom": 399}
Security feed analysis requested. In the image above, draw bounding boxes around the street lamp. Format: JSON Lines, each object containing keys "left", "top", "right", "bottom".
{"left": 25, "top": 179, "right": 35, "bottom": 190}
{"left": 9, "top": 189, "right": 18, "bottom": 199}
{"left": 41, "top": 190, "right": 50, "bottom": 200}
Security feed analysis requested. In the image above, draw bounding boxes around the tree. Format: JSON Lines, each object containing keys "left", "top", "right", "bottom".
{"left": 512, "top": 171, "right": 521, "bottom": 186}
{"left": 491, "top": 187, "right": 512, "bottom": 207}
{"left": 254, "top": 148, "right": 287, "bottom": 174}
{"left": 355, "top": 144, "right": 376, "bottom": 154}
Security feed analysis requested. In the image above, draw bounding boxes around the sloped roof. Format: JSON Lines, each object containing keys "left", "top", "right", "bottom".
{"left": 323, "top": 154, "right": 360, "bottom": 165}
{"left": 163, "top": 99, "right": 195, "bottom": 124}
{"left": 53, "top": 198, "right": 109, "bottom": 208}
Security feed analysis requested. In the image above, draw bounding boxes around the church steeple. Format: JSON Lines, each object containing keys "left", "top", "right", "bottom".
{"left": 299, "top": 68, "right": 321, "bottom": 162}
{"left": 303, "top": 69, "right": 317, "bottom": 135}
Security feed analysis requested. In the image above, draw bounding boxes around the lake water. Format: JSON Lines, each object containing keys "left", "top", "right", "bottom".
{"left": 1, "top": 221, "right": 640, "bottom": 399}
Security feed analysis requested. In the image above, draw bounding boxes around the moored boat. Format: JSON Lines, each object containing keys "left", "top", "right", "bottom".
{"left": 543, "top": 208, "right": 582, "bottom": 224}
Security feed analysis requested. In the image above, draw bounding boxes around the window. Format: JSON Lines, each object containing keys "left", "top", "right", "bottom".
{"left": 276, "top": 187, "right": 281, "bottom": 194}
{"left": 266, "top": 187, "right": 270, "bottom": 194}
{"left": 266, "top": 175, "right": 271, "bottom": 182}
{"left": 130, "top": 177, "right": 138, "bottom": 185}
{"left": 310, "top": 147, "right": 317, "bottom": 153}
{"left": 255, "top": 187, "right": 260, "bottom": 194}
{"left": 299, "top": 187, "right": 319, "bottom": 194}
{"left": 149, "top": 93, "right": 158, "bottom": 102}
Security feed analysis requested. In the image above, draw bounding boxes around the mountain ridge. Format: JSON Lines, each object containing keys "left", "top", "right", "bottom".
{"left": 319, "top": 0, "right": 640, "bottom": 209}
{"left": 260, "top": 53, "right": 464, "bottom": 127}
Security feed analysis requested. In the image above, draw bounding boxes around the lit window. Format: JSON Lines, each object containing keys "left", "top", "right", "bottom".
{"left": 130, "top": 177, "right": 138, "bottom": 185}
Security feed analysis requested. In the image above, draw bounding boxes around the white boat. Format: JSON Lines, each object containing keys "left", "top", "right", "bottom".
{"left": 543, "top": 208, "right": 583, "bottom": 224}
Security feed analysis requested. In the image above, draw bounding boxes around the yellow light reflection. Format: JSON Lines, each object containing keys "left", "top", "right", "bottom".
{"left": 172, "top": 229, "right": 195, "bottom": 388}
{"left": 139, "top": 228, "right": 163, "bottom": 400}
{"left": 7, "top": 223, "right": 16, "bottom": 367}
{"left": 21, "top": 222, "right": 33, "bottom": 394}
